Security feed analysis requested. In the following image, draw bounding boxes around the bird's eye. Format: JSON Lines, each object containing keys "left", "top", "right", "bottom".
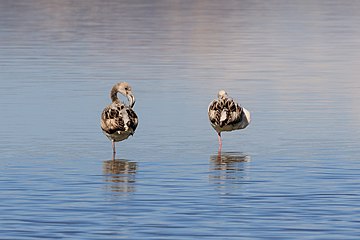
{"left": 125, "top": 87, "right": 129, "bottom": 91}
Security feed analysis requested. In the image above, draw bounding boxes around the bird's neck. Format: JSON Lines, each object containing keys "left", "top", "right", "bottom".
{"left": 110, "top": 88, "right": 120, "bottom": 103}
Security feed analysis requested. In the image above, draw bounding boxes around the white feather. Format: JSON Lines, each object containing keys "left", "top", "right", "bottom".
{"left": 220, "top": 110, "right": 227, "bottom": 122}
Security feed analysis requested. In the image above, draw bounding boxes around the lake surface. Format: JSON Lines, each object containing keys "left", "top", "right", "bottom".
{"left": 1, "top": 0, "right": 360, "bottom": 239}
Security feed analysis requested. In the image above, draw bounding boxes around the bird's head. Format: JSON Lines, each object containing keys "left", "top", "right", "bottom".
{"left": 111, "top": 82, "right": 136, "bottom": 108}
{"left": 218, "top": 90, "right": 228, "bottom": 99}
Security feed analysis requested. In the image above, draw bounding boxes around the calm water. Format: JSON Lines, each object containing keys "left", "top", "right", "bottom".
{"left": 1, "top": 0, "right": 360, "bottom": 239}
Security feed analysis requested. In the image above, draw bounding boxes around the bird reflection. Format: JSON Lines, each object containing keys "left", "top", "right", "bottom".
{"left": 103, "top": 159, "right": 137, "bottom": 194}
{"left": 210, "top": 151, "right": 250, "bottom": 190}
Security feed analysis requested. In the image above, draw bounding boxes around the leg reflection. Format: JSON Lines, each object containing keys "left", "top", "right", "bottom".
{"left": 211, "top": 151, "right": 250, "bottom": 171}
{"left": 210, "top": 151, "right": 251, "bottom": 190}
{"left": 103, "top": 159, "right": 137, "bottom": 194}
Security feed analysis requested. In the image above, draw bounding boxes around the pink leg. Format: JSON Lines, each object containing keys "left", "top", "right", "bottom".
{"left": 217, "top": 132, "right": 222, "bottom": 151}
{"left": 217, "top": 147, "right": 222, "bottom": 162}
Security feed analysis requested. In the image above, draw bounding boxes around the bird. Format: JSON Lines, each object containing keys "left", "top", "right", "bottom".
{"left": 101, "top": 82, "right": 138, "bottom": 160}
{"left": 208, "top": 90, "right": 250, "bottom": 150}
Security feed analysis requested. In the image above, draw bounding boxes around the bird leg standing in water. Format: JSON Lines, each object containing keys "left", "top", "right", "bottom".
{"left": 218, "top": 132, "right": 222, "bottom": 151}
{"left": 112, "top": 141, "right": 116, "bottom": 160}
{"left": 101, "top": 82, "right": 138, "bottom": 160}
{"left": 208, "top": 90, "right": 250, "bottom": 149}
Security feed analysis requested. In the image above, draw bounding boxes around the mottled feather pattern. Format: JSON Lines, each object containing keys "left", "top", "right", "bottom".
{"left": 125, "top": 108, "right": 138, "bottom": 130}
{"left": 101, "top": 82, "right": 138, "bottom": 158}
{"left": 208, "top": 97, "right": 243, "bottom": 128}
{"left": 101, "top": 101, "right": 138, "bottom": 137}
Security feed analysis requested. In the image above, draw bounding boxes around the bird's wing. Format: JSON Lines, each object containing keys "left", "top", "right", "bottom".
{"left": 208, "top": 99, "right": 221, "bottom": 125}
{"left": 224, "top": 98, "right": 243, "bottom": 125}
{"left": 124, "top": 108, "right": 138, "bottom": 132}
{"left": 101, "top": 103, "right": 127, "bottom": 134}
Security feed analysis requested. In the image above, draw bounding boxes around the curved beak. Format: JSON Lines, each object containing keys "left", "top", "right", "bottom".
{"left": 127, "top": 93, "right": 135, "bottom": 108}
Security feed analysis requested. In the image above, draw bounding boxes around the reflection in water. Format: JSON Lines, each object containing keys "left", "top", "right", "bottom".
{"left": 103, "top": 159, "right": 137, "bottom": 194}
{"left": 210, "top": 152, "right": 250, "bottom": 192}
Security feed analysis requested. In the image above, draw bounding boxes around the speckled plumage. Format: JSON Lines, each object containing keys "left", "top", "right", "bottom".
{"left": 208, "top": 90, "right": 250, "bottom": 148}
{"left": 101, "top": 102, "right": 138, "bottom": 141}
{"left": 101, "top": 82, "right": 138, "bottom": 159}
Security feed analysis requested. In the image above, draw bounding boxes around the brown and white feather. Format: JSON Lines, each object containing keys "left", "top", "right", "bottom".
{"left": 208, "top": 90, "right": 250, "bottom": 133}
{"left": 101, "top": 82, "right": 138, "bottom": 143}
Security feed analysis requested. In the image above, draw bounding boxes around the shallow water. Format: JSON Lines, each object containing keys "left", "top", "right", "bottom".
{"left": 1, "top": 0, "right": 360, "bottom": 239}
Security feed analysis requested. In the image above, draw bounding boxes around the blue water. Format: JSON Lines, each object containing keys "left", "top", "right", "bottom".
{"left": 1, "top": 1, "right": 360, "bottom": 239}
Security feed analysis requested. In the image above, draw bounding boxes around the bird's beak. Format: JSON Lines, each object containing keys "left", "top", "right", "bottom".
{"left": 127, "top": 93, "right": 135, "bottom": 108}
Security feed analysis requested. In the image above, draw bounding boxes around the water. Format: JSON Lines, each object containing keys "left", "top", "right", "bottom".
{"left": 1, "top": 0, "right": 360, "bottom": 239}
